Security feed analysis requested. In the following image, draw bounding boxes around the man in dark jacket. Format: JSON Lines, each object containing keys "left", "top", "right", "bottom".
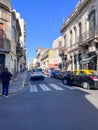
{"left": 1, "top": 67, "right": 13, "bottom": 97}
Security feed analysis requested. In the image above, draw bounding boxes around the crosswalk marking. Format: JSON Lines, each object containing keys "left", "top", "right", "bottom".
{"left": 39, "top": 84, "right": 51, "bottom": 91}
{"left": 30, "top": 85, "right": 38, "bottom": 92}
{"left": 59, "top": 83, "right": 77, "bottom": 90}
{"left": 49, "top": 84, "right": 64, "bottom": 90}
{"left": 29, "top": 83, "right": 79, "bottom": 93}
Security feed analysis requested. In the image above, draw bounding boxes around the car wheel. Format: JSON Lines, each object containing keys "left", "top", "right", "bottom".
{"left": 62, "top": 79, "right": 68, "bottom": 85}
{"left": 81, "top": 81, "right": 90, "bottom": 89}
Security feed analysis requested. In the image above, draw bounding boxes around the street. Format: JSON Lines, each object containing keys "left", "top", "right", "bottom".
{"left": 0, "top": 72, "right": 98, "bottom": 130}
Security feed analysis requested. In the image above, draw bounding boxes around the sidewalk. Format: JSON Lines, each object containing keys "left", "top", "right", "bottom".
{"left": 0, "top": 71, "right": 27, "bottom": 96}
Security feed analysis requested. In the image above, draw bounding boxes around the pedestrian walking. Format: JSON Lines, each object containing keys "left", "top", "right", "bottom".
{"left": 1, "top": 67, "right": 13, "bottom": 97}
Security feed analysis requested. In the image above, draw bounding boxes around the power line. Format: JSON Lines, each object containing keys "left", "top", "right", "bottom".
{"left": 47, "top": 0, "right": 62, "bottom": 37}
{"left": 50, "top": 0, "right": 61, "bottom": 26}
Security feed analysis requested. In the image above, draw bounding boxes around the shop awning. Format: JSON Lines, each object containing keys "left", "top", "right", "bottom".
{"left": 80, "top": 55, "right": 96, "bottom": 64}
{"left": 48, "top": 63, "right": 58, "bottom": 68}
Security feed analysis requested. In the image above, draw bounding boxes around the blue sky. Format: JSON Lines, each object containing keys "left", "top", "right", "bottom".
{"left": 11, "top": 0, "right": 79, "bottom": 63}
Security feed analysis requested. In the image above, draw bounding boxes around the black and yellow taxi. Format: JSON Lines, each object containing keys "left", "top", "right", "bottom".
{"left": 62, "top": 70, "right": 98, "bottom": 89}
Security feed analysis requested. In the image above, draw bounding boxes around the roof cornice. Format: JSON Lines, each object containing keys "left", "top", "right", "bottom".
{"left": 60, "top": 0, "right": 92, "bottom": 33}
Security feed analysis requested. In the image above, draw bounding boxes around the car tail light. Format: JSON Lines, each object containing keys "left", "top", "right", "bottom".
{"left": 32, "top": 72, "right": 34, "bottom": 74}
{"left": 90, "top": 76, "right": 98, "bottom": 80}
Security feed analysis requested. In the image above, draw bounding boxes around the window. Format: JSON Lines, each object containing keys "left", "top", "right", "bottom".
{"left": 33, "top": 68, "right": 42, "bottom": 72}
{"left": 88, "top": 10, "right": 95, "bottom": 36}
{"left": 0, "top": 23, "right": 4, "bottom": 48}
{"left": 0, "top": 23, "right": 3, "bottom": 38}
{"left": 64, "top": 35, "right": 66, "bottom": 47}
{"left": 12, "top": 26, "right": 16, "bottom": 43}
{"left": 79, "top": 71, "right": 86, "bottom": 75}
{"left": 74, "top": 26, "right": 77, "bottom": 43}
{"left": 78, "top": 22, "right": 82, "bottom": 37}
{"left": 58, "top": 41, "right": 62, "bottom": 47}
{"left": 70, "top": 30, "right": 72, "bottom": 47}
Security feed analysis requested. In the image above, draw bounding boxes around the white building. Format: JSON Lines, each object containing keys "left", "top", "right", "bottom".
{"left": 60, "top": 0, "right": 98, "bottom": 71}
{"left": 14, "top": 10, "right": 27, "bottom": 72}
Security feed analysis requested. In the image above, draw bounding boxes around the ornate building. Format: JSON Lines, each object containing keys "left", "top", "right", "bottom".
{"left": 60, "top": 0, "right": 98, "bottom": 71}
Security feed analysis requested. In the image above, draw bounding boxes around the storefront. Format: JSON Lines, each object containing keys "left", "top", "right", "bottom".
{"left": 48, "top": 63, "right": 58, "bottom": 69}
{"left": 80, "top": 55, "right": 96, "bottom": 70}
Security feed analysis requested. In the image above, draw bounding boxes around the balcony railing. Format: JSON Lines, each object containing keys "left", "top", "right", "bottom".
{"left": 59, "top": 47, "right": 67, "bottom": 57}
{"left": 16, "top": 43, "right": 23, "bottom": 58}
{"left": 68, "top": 26, "right": 98, "bottom": 52}
{"left": 0, "top": 37, "right": 10, "bottom": 53}
{"left": 77, "top": 26, "right": 98, "bottom": 45}
{"left": 68, "top": 43, "right": 79, "bottom": 52}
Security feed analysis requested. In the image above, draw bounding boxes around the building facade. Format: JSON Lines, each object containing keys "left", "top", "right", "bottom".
{"left": 60, "top": 0, "right": 98, "bottom": 71}
{"left": 0, "top": 0, "right": 27, "bottom": 76}
{"left": 0, "top": 0, "right": 13, "bottom": 74}
{"left": 36, "top": 46, "right": 48, "bottom": 68}
{"left": 15, "top": 11, "right": 27, "bottom": 72}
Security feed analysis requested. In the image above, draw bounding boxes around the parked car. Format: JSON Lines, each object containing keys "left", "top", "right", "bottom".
{"left": 62, "top": 71, "right": 98, "bottom": 89}
{"left": 56, "top": 70, "right": 71, "bottom": 80}
{"left": 30, "top": 68, "right": 44, "bottom": 80}
{"left": 51, "top": 70, "right": 60, "bottom": 78}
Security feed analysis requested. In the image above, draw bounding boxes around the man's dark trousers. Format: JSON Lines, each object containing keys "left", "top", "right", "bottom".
{"left": 2, "top": 82, "right": 9, "bottom": 96}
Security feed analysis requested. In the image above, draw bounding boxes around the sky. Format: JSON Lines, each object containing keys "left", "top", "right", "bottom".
{"left": 11, "top": 0, "right": 79, "bottom": 63}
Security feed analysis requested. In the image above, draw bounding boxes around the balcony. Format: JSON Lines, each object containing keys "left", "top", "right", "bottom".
{"left": 68, "top": 43, "right": 79, "bottom": 52}
{"left": 77, "top": 25, "right": 98, "bottom": 46}
{"left": 59, "top": 47, "right": 67, "bottom": 57}
{"left": 16, "top": 43, "right": 23, "bottom": 58}
{"left": 0, "top": 0, "right": 11, "bottom": 12}
{"left": 41, "top": 49, "right": 49, "bottom": 61}
{"left": 0, "top": 37, "right": 10, "bottom": 53}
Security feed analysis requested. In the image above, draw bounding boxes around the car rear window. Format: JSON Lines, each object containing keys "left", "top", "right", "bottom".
{"left": 91, "top": 71, "right": 98, "bottom": 75}
{"left": 33, "top": 69, "right": 42, "bottom": 72}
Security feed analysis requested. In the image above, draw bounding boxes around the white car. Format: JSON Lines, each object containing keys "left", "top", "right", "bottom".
{"left": 30, "top": 68, "right": 44, "bottom": 80}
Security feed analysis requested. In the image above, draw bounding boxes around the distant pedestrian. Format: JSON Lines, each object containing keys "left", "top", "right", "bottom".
{"left": 1, "top": 67, "right": 13, "bottom": 97}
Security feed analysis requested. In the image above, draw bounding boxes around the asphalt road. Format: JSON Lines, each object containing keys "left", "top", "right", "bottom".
{"left": 0, "top": 74, "right": 98, "bottom": 130}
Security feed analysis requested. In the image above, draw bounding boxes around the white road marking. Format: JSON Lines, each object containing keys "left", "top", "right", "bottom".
{"left": 29, "top": 83, "right": 79, "bottom": 93}
{"left": 30, "top": 85, "right": 38, "bottom": 92}
{"left": 59, "top": 83, "right": 77, "bottom": 90}
{"left": 39, "top": 84, "right": 51, "bottom": 91}
{"left": 49, "top": 84, "right": 64, "bottom": 90}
